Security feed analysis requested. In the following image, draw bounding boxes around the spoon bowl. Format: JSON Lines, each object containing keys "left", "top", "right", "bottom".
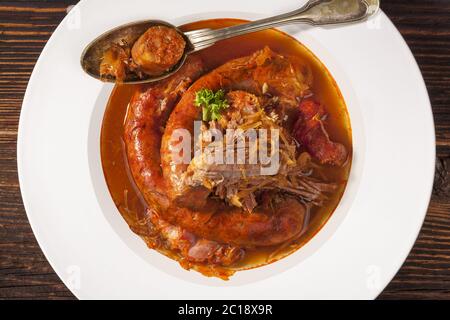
{"left": 80, "top": 20, "right": 193, "bottom": 84}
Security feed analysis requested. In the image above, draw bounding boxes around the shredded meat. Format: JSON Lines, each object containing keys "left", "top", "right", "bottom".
{"left": 184, "top": 91, "right": 337, "bottom": 212}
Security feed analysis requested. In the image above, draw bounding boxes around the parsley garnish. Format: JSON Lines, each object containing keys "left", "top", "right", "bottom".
{"left": 194, "top": 88, "right": 229, "bottom": 121}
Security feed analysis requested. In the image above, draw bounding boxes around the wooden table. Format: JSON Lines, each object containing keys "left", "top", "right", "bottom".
{"left": 0, "top": 0, "right": 449, "bottom": 300}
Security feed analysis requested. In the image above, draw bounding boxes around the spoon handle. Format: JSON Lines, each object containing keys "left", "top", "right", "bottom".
{"left": 187, "top": 0, "right": 369, "bottom": 51}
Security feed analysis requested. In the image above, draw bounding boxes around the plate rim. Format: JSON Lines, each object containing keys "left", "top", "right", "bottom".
{"left": 17, "top": 0, "right": 435, "bottom": 299}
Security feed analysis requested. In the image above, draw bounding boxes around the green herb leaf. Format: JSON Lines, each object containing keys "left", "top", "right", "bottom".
{"left": 194, "top": 88, "right": 229, "bottom": 121}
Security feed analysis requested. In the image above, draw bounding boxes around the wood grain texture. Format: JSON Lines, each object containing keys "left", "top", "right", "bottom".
{"left": 0, "top": 0, "right": 449, "bottom": 300}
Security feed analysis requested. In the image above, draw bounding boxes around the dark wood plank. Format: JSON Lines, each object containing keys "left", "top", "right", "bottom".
{"left": 0, "top": 0, "right": 76, "bottom": 300}
{"left": 0, "top": 0, "right": 449, "bottom": 300}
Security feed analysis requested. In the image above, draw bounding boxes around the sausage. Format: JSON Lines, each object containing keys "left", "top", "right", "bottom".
{"left": 167, "top": 197, "right": 305, "bottom": 247}
{"left": 160, "top": 47, "right": 308, "bottom": 247}
{"left": 124, "top": 57, "right": 245, "bottom": 270}
{"left": 293, "top": 100, "right": 348, "bottom": 166}
{"left": 124, "top": 55, "right": 205, "bottom": 211}
{"left": 147, "top": 209, "right": 244, "bottom": 267}
{"left": 131, "top": 25, "right": 186, "bottom": 76}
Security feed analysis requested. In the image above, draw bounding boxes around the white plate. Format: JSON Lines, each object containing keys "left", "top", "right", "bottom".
{"left": 18, "top": 0, "right": 435, "bottom": 299}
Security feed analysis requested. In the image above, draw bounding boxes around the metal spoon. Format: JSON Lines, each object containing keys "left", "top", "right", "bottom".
{"left": 81, "top": 0, "right": 379, "bottom": 84}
